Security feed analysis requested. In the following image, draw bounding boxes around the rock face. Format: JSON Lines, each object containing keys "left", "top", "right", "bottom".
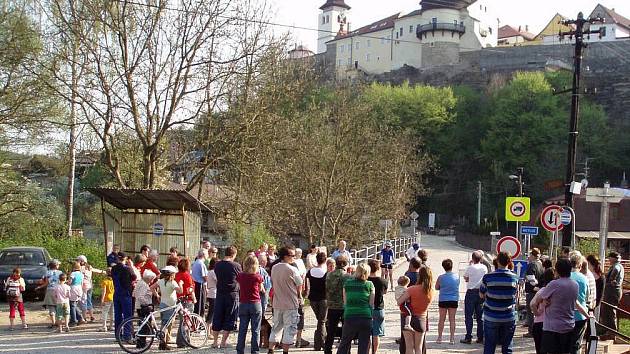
{"left": 364, "top": 40, "right": 630, "bottom": 127}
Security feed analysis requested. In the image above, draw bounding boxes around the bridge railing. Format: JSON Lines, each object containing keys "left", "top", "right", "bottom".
{"left": 351, "top": 235, "right": 418, "bottom": 265}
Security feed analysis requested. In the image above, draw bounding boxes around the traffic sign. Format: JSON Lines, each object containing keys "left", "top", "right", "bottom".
{"left": 496, "top": 236, "right": 521, "bottom": 259}
{"left": 505, "top": 197, "right": 530, "bottom": 222}
{"left": 410, "top": 211, "right": 419, "bottom": 220}
{"left": 520, "top": 226, "right": 539, "bottom": 236}
{"left": 560, "top": 210, "right": 572, "bottom": 225}
{"left": 513, "top": 260, "right": 528, "bottom": 279}
{"left": 153, "top": 222, "right": 165, "bottom": 237}
{"left": 540, "top": 205, "right": 564, "bottom": 232}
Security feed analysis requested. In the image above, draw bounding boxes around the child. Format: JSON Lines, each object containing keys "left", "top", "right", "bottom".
{"left": 100, "top": 267, "right": 114, "bottom": 331}
{"left": 150, "top": 266, "right": 182, "bottom": 351}
{"left": 68, "top": 262, "right": 85, "bottom": 326}
{"left": 36, "top": 259, "right": 62, "bottom": 328}
{"left": 5, "top": 267, "right": 27, "bottom": 330}
{"left": 54, "top": 273, "right": 71, "bottom": 333}
{"left": 395, "top": 275, "right": 412, "bottom": 331}
{"left": 78, "top": 255, "right": 103, "bottom": 323}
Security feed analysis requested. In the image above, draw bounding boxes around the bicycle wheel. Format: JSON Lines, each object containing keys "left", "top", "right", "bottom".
{"left": 117, "top": 316, "right": 155, "bottom": 354}
{"left": 180, "top": 313, "right": 209, "bottom": 348}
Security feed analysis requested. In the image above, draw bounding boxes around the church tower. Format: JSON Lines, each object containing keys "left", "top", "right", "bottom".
{"left": 317, "top": 0, "right": 351, "bottom": 53}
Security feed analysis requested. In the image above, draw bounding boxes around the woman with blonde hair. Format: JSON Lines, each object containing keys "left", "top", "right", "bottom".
{"left": 397, "top": 266, "right": 434, "bottom": 354}
{"left": 236, "top": 255, "right": 264, "bottom": 354}
{"left": 336, "top": 262, "right": 375, "bottom": 354}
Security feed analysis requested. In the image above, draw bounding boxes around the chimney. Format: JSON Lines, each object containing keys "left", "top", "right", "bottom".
{"left": 525, "top": 25, "right": 529, "bottom": 32}
{"left": 518, "top": 25, "right": 521, "bottom": 32}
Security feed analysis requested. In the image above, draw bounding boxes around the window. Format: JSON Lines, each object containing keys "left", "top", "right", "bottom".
{"left": 432, "top": 17, "right": 437, "bottom": 24}
{"left": 326, "top": 15, "right": 330, "bottom": 24}
{"left": 409, "top": 25, "right": 413, "bottom": 33}
{"left": 355, "top": 41, "right": 360, "bottom": 49}
{"left": 489, "top": 27, "right": 492, "bottom": 34}
{"left": 366, "top": 53, "right": 371, "bottom": 62}
{"left": 395, "top": 32, "right": 399, "bottom": 39}
{"left": 454, "top": 20, "right": 458, "bottom": 25}
{"left": 322, "top": 16, "right": 325, "bottom": 25}
{"left": 400, "top": 27, "right": 403, "bottom": 37}
{"left": 367, "top": 39, "right": 371, "bottom": 48}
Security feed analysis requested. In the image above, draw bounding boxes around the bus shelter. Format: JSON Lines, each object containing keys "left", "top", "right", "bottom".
{"left": 89, "top": 188, "right": 212, "bottom": 265}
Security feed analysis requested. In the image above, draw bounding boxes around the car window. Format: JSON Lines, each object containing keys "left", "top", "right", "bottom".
{"left": 0, "top": 251, "right": 46, "bottom": 266}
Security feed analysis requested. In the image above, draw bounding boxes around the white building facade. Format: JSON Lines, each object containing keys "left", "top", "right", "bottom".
{"left": 320, "top": 0, "right": 497, "bottom": 78}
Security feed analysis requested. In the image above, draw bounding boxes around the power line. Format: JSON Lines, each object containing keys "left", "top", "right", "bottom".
{"left": 106, "top": 0, "right": 493, "bottom": 52}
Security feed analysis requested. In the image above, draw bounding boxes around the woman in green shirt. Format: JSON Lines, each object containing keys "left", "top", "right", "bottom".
{"left": 337, "top": 262, "right": 375, "bottom": 354}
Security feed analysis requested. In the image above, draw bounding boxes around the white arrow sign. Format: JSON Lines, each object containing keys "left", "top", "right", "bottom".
{"left": 515, "top": 262, "right": 523, "bottom": 278}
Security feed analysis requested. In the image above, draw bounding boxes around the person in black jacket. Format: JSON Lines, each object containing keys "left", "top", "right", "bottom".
{"left": 111, "top": 252, "right": 137, "bottom": 340}
{"left": 524, "top": 248, "right": 543, "bottom": 337}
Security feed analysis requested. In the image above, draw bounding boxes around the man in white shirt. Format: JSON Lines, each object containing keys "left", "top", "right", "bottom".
{"left": 405, "top": 243, "right": 420, "bottom": 261}
{"left": 461, "top": 250, "right": 488, "bottom": 344}
{"left": 331, "top": 240, "right": 352, "bottom": 264}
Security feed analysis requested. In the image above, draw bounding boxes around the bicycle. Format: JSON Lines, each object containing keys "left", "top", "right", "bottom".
{"left": 116, "top": 299, "right": 208, "bottom": 353}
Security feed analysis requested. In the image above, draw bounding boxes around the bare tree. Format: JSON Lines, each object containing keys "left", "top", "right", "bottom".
{"left": 47, "top": 0, "right": 272, "bottom": 188}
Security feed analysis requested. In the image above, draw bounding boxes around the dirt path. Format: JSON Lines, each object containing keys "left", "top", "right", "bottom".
{"left": 2, "top": 234, "right": 625, "bottom": 353}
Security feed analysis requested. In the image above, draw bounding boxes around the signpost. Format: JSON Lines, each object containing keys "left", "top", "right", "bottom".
{"left": 520, "top": 226, "right": 539, "bottom": 236}
{"left": 152, "top": 222, "right": 165, "bottom": 237}
{"left": 410, "top": 211, "right": 419, "bottom": 244}
{"left": 560, "top": 210, "right": 572, "bottom": 225}
{"left": 513, "top": 260, "right": 528, "bottom": 279}
{"left": 505, "top": 197, "right": 531, "bottom": 221}
{"left": 496, "top": 236, "right": 521, "bottom": 259}
{"left": 585, "top": 183, "right": 624, "bottom": 266}
{"left": 540, "top": 205, "right": 563, "bottom": 259}
{"left": 506, "top": 197, "right": 530, "bottom": 259}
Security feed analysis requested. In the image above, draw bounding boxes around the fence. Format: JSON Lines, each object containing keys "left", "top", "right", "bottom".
{"left": 350, "top": 235, "right": 418, "bottom": 265}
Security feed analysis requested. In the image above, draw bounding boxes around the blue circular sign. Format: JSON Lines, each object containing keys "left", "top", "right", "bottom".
{"left": 153, "top": 223, "right": 164, "bottom": 237}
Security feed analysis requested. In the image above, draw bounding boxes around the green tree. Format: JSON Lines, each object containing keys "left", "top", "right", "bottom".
{"left": 0, "top": 3, "right": 59, "bottom": 146}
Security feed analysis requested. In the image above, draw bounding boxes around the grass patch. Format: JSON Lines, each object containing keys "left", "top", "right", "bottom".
{"left": 620, "top": 318, "right": 630, "bottom": 338}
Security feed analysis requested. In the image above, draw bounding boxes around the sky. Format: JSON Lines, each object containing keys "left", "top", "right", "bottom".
{"left": 271, "top": 0, "right": 630, "bottom": 51}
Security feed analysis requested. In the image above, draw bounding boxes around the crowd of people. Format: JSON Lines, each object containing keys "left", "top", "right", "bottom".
{"left": 4, "top": 237, "right": 626, "bottom": 354}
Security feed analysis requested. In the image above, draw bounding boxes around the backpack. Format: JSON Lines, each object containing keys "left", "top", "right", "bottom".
{"left": 5, "top": 278, "right": 21, "bottom": 301}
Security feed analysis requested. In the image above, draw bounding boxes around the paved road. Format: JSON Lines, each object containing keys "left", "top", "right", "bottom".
{"left": 1, "top": 235, "right": 626, "bottom": 353}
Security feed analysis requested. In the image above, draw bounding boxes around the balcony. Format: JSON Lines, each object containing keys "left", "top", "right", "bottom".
{"left": 416, "top": 22, "right": 466, "bottom": 40}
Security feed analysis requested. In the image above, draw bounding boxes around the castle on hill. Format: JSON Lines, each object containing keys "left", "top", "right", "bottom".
{"left": 316, "top": 0, "right": 498, "bottom": 79}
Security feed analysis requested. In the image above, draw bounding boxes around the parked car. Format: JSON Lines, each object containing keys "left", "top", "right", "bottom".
{"left": 0, "top": 247, "right": 51, "bottom": 300}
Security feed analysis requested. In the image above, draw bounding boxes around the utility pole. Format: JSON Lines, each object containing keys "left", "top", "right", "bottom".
{"left": 477, "top": 181, "right": 481, "bottom": 226}
{"left": 560, "top": 12, "right": 604, "bottom": 246}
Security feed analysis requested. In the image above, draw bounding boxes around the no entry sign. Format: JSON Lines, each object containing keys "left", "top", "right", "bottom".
{"left": 540, "top": 205, "right": 564, "bottom": 232}
{"left": 496, "top": 236, "right": 521, "bottom": 259}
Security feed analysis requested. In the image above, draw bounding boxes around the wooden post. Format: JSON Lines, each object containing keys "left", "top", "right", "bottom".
{"left": 101, "top": 197, "right": 109, "bottom": 258}
{"left": 182, "top": 206, "right": 187, "bottom": 259}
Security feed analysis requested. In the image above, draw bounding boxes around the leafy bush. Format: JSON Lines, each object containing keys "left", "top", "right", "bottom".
{"left": 228, "top": 221, "right": 277, "bottom": 260}
{"left": 0, "top": 234, "right": 105, "bottom": 273}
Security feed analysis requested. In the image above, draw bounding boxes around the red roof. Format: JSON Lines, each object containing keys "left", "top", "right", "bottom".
{"left": 333, "top": 13, "right": 400, "bottom": 40}
{"left": 590, "top": 4, "right": 630, "bottom": 31}
{"left": 498, "top": 25, "right": 535, "bottom": 40}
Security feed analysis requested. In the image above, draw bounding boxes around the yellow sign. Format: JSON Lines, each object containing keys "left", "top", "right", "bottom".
{"left": 505, "top": 197, "right": 530, "bottom": 222}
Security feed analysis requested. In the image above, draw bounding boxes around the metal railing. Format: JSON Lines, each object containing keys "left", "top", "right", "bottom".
{"left": 351, "top": 235, "right": 418, "bottom": 265}
{"left": 416, "top": 22, "right": 466, "bottom": 38}
{"left": 597, "top": 300, "right": 630, "bottom": 344}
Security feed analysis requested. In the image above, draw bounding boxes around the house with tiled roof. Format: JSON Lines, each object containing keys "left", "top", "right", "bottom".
{"left": 587, "top": 3, "right": 630, "bottom": 41}
{"left": 536, "top": 4, "right": 630, "bottom": 45}
{"left": 497, "top": 25, "right": 535, "bottom": 46}
{"left": 318, "top": 0, "right": 497, "bottom": 78}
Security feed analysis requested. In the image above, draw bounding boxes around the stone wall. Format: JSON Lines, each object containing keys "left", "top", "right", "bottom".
{"left": 370, "top": 40, "right": 630, "bottom": 127}
{"left": 456, "top": 231, "right": 492, "bottom": 252}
